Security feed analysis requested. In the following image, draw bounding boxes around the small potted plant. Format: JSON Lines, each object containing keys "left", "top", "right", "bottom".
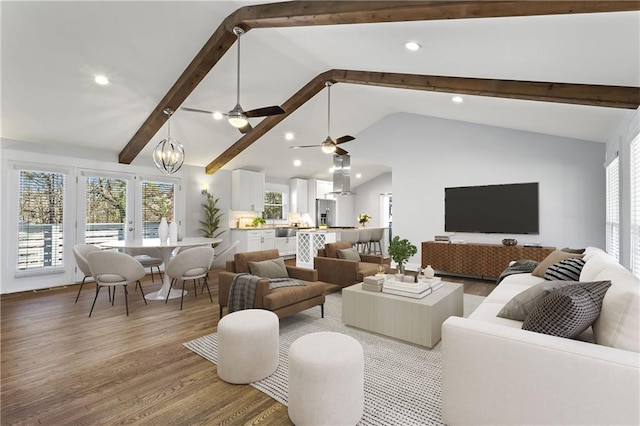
{"left": 252, "top": 217, "right": 266, "bottom": 228}
{"left": 357, "top": 213, "right": 372, "bottom": 227}
{"left": 388, "top": 235, "right": 417, "bottom": 275}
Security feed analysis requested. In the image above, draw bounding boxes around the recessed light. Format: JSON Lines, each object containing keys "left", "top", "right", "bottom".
{"left": 404, "top": 41, "right": 421, "bottom": 51}
{"left": 285, "top": 132, "right": 295, "bottom": 140}
{"left": 212, "top": 111, "right": 223, "bottom": 120}
{"left": 94, "top": 75, "right": 109, "bottom": 85}
{"left": 356, "top": 173, "right": 362, "bottom": 179}
{"left": 452, "top": 96, "right": 464, "bottom": 104}
{"left": 293, "top": 159, "right": 301, "bottom": 167}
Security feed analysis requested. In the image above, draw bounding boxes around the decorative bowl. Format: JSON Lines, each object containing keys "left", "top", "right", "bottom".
{"left": 502, "top": 238, "right": 518, "bottom": 246}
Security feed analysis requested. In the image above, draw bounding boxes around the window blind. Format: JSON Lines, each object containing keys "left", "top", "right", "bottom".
{"left": 17, "top": 170, "right": 65, "bottom": 271}
{"left": 605, "top": 157, "right": 620, "bottom": 260}
{"left": 631, "top": 137, "right": 640, "bottom": 278}
{"left": 142, "top": 180, "right": 175, "bottom": 238}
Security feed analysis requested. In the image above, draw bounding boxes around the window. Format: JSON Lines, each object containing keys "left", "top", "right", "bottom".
{"left": 605, "top": 157, "right": 620, "bottom": 260}
{"left": 264, "top": 191, "right": 284, "bottom": 220}
{"left": 17, "top": 170, "right": 65, "bottom": 271}
{"left": 631, "top": 136, "right": 640, "bottom": 277}
{"left": 142, "top": 180, "right": 175, "bottom": 238}
{"left": 85, "top": 176, "right": 128, "bottom": 244}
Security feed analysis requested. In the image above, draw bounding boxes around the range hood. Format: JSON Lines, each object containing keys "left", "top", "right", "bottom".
{"left": 331, "top": 154, "right": 356, "bottom": 195}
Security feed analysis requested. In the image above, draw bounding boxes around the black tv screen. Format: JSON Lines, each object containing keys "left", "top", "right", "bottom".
{"left": 445, "top": 183, "right": 539, "bottom": 234}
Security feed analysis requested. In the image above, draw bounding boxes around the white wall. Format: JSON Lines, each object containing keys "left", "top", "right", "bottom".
{"left": 605, "top": 107, "right": 640, "bottom": 269}
{"left": 353, "top": 113, "right": 606, "bottom": 270}
{"left": 353, "top": 172, "right": 392, "bottom": 228}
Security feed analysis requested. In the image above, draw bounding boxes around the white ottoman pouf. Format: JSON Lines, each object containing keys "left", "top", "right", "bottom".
{"left": 288, "top": 331, "right": 364, "bottom": 425}
{"left": 217, "top": 309, "right": 279, "bottom": 384}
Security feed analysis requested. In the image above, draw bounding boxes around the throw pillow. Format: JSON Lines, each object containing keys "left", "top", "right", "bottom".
{"left": 337, "top": 248, "right": 361, "bottom": 262}
{"left": 497, "top": 280, "right": 576, "bottom": 321}
{"left": 531, "top": 250, "right": 584, "bottom": 277}
{"left": 544, "top": 258, "right": 586, "bottom": 281}
{"left": 248, "top": 258, "right": 289, "bottom": 279}
{"left": 522, "top": 280, "right": 611, "bottom": 339}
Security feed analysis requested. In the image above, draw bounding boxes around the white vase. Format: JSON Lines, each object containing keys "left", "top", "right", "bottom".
{"left": 169, "top": 221, "right": 178, "bottom": 242}
{"left": 424, "top": 264, "right": 435, "bottom": 279}
{"left": 158, "top": 217, "right": 169, "bottom": 242}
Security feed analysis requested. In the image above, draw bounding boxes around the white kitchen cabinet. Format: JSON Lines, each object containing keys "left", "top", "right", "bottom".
{"left": 231, "top": 229, "right": 275, "bottom": 253}
{"left": 275, "top": 236, "right": 297, "bottom": 257}
{"left": 232, "top": 169, "right": 265, "bottom": 212}
{"left": 289, "top": 178, "right": 308, "bottom": 213}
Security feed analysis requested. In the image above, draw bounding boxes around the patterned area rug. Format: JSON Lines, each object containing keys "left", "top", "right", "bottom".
{"left": 184, "top": 292, "right": 485, "bottom": 425}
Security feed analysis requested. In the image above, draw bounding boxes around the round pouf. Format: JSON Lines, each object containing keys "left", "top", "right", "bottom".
{"left": 217, "top": 309, "right": 279, "bottom": 384}
{"left": 288, "top": 332, "right": 364, "bottom": 425}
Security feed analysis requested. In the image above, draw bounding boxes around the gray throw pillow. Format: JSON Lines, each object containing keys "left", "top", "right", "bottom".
{"left": 522, "top": 280, "right": 611, "bottom": 339}
{"left": 337, "top": 248, "right": 361, "bottom": 262}
{"left": 248, "top": 258, "right": 289, "bottom": 279}
{"left": 497, "top": 280, "right": 576, "bottom": 321}
{"left": 544, "top": 258, "right": 586, "bottom": 281}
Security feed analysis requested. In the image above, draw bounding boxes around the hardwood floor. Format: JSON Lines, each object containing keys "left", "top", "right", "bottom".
{"left": 1, "top": 269, "right": 494, "bottom": 425}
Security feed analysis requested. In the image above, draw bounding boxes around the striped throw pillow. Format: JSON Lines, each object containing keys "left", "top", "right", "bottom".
{"left": 544, "top": 258, "right": 586, "bottom": 281}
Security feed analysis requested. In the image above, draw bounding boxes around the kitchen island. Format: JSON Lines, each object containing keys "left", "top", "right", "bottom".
{"left": 295, "top": 229, "right": 343, "bottom": 268}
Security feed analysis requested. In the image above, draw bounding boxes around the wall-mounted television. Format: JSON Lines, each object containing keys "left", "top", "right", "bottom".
{"left": 445, "top": 182, "right": 539, "bottom": 234}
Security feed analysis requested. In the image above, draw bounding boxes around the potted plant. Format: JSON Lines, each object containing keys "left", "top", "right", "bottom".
{"left": 357, "top": 213, "right": 372, "bottom": 227}
{"left": 388, "top": 235, "right": 417, "bottom": 275}
{"left": 252, "top": 217, "right": 266, "bottom": 228}
{"left": 199, "top": 189, "right": 225, "bottom": 247}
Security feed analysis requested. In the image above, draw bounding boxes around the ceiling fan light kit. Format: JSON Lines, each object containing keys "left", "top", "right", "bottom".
{"left": 153, "top": 108, "right": 185, "bottom": 174}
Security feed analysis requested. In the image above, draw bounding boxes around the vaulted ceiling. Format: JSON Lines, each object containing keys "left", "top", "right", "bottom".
{"left": 2, "top": 1, "right": 639, "bottom": 185}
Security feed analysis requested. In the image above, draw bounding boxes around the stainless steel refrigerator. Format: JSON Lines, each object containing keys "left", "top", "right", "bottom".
{"left": 315, "top": 199, "right": 336, "bottom": 227}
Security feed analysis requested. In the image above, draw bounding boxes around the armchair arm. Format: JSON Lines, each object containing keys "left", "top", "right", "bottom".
{"left": 442, "top": 316, "right": 640, "bottom": 425}
{"left": 286, "top": 266, "right": 318, "bottom": 282}
{"left": 314, "top": 257, "right": 358, "bottom": 286}
{"left": 218, "top": 271, "right": 270, "bottom": 310}
{"left": 360, "top": 254, "right": 383, "bottom": 264}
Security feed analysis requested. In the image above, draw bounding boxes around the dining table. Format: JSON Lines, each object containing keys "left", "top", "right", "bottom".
{"left": 100, "top": 237, "right": 222, "bottom": 300}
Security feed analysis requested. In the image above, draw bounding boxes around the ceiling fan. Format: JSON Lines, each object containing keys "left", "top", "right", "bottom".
{"left": 290, "top": 82, "right": 355, "bottom": 155}
{"left": 181, "top": 27, "right": 285, "bottom": 134}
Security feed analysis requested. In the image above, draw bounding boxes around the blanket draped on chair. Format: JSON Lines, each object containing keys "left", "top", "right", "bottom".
{"left": 496, "top": 259, "right": 539, "bottom": 284}
{"left": 228, "top": 273, "right": 305, "bottom": 313}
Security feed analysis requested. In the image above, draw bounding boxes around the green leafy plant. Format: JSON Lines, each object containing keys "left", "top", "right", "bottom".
{"left": 199, "top": 189, "right": 225, "bottom": 246}
{"left": 252, "top": 217, "right": 266, "bottom": 227}
{"left": 388, "top": 235, "right": 417, "bottom": 273}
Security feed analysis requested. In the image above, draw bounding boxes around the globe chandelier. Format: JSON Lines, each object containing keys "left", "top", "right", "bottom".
{"left": 153, "top": 108, "right": 185, "bottom": 174}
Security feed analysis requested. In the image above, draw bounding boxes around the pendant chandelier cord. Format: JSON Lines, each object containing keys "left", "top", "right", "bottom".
{"left": 163, "top": 108, "right": 174, "bottom": 139}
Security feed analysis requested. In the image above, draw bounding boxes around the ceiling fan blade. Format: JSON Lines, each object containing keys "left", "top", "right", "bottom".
{"left": 238, "top": 122, "right": 253, "bottom": 134}
{"left": 244, "top": 105, "right": 285, "bottom": 118}
{"left": 180, "top": 107, "right": 215, "bottom": 115}
{"left": 335, "top": 135, "right": 355, "bottom": 145}
{"left": 335, "top": 147, "right": 349, "bottom": 156}
{"left": 290, "top": 145, "right": 322, "bottom": 149}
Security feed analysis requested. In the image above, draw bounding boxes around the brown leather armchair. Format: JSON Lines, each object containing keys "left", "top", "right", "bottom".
{"left": 314, "top": 241, "right": 390, "bottom": 288}
{"left": 218, "top": 249, "right": 326, "bottom": 319}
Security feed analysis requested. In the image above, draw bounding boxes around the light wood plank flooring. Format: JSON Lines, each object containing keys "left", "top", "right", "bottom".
{"left": 1, "top": 269, "right": 494, "bottom": 425}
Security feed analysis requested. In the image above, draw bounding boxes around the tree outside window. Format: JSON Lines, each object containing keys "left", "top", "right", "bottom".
{"left": 263, "top": 191, "right": 283, "bottom": 220}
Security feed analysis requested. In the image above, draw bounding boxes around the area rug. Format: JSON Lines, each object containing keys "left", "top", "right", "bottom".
{"left": 184, "top": 292, "right": 485, "bottom": 425}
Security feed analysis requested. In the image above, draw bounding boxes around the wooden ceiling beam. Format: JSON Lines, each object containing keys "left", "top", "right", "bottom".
{"left": 204, "top": 68, "right": 640, "bottom": 174}
{"left": 119, "top": 1, "right": 640, "bottom": 164}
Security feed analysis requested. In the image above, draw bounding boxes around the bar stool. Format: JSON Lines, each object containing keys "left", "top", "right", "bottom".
{"left": 368, "top": 227, "right": 384, "bottom": 255}
{"left": 340, "top": 229, "right": 359, "bottom": 246}
{"left": 357, "top": 228, "right": 372, "bottom": 254}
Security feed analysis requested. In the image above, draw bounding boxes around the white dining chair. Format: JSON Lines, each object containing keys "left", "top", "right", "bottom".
{"left": 165, "top": 246, "right": 215, "bottom": 310}
{"left": 86, "top": 250, "right": 147, "bottom": 317}
{"left": 72, "top": 243, "right": 102, "bottom": 303}
{"left": 125, "top": 247, "right": 164, "bottom": 284}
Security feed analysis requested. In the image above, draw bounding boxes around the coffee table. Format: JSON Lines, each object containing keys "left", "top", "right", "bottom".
{"left": 342, "top": 281, "right": 463, "bottom": 348}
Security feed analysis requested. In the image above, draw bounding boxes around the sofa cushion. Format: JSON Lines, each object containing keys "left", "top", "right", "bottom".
{"left": 234, "top": 249, "right": 280, "bottom": 274}
{"left": 497, "top": 280, "right": 578, "bottom": 321}
{"left": 579, "top": 251, "right": 621, "bottom": 281}
{"left": 592, "top": 266, "right": 640, "bottom": 352}
{"left": 249, "top": 258, "right": 289, "bottom": 279}
{"left": 531, "top": 250, "right": 584, "bottom": 277}
{"left": 522, "top": 280, "right": 611, "bottom": 339}
{"left": 544, "top": 258, "right": 586, "bottom": 281}
{"left": 325, "top": 241, "right": 354, "bottom": 259}
{"left": 263, "top": 281, "right": 326, "bottom": 310}
{"left": 337, "top": 248, "right": 361, "bottom": 262}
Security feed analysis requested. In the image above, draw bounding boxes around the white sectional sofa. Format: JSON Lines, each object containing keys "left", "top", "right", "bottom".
{"left": 442, "top": 247, "right": 640, "bottom": 425}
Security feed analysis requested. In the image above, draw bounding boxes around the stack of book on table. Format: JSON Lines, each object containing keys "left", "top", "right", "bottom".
{"left": 382, "top": 278, "right": 433, "bottom": 299}
{"left": 362, "top": 275, "right": 385, "bottom": 292}
{"left": 422, "top": 276, "right": 444, "bottom": 291}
